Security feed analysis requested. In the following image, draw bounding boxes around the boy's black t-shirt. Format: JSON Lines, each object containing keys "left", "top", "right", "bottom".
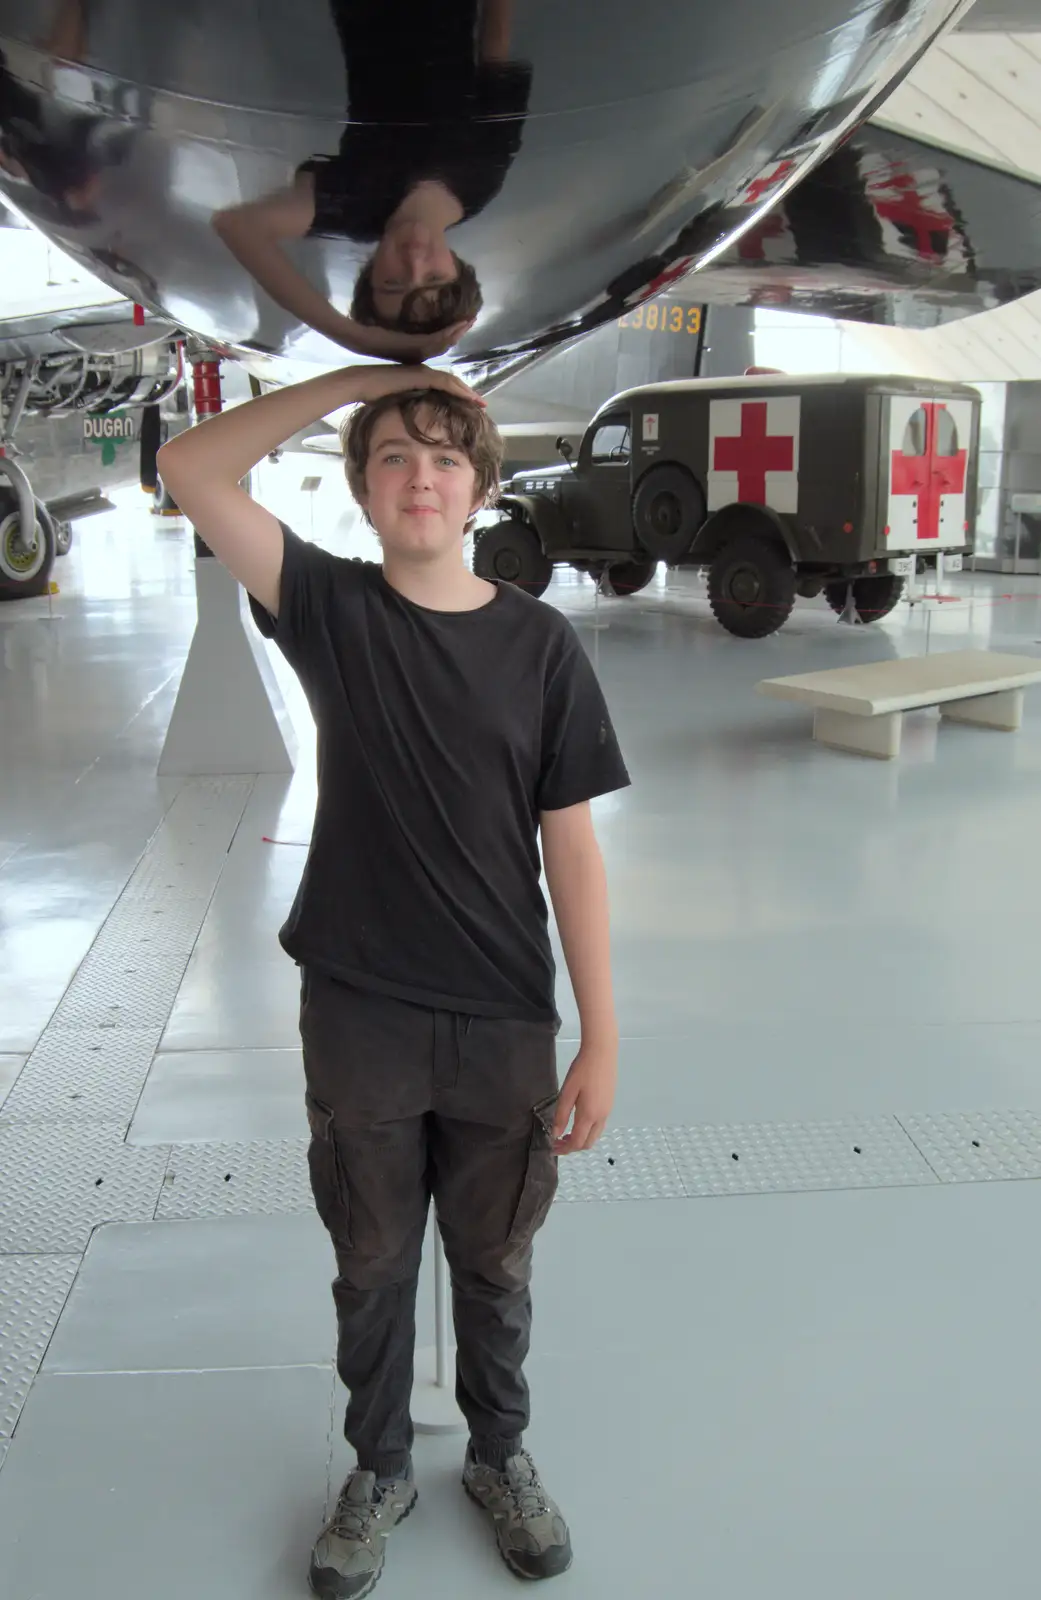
{"left": 248, "top": 525, "right": 630, "bottom": 1022}
{"left": 299, "top": 60, "right": 532, "bottom": 243}
{"left": 296, "top": 0, "right": 532, "bottom": 242}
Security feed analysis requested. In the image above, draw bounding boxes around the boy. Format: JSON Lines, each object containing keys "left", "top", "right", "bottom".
{"left": 212, "top": 0, "right": 530, "bottom": 349}
{"left": 156, "top": 360, "right": 629, "bottom": 1599}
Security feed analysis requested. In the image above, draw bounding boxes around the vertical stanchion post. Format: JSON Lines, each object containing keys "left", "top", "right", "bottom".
{"left": 191, "top": 356, "right": 222, "bottom": 562}
{"left": 411, "top": 1214, "right": 465, "bottom": 1433}
{"left": 591, "top": 564, "right": 611, "bottom": 671}
{"left": 300, "top": 475, "right": 322, "bottom": 541}
{"left": 906, "top": 554, "right": 917, "bottom": 607}
{"left": 434, "top": 1230, "right": 450, "bottom": 1389}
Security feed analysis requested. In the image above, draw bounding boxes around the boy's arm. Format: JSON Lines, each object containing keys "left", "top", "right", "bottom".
{"left": 540, "top": 800, "right": 619, "bottom": 1153}
{"left": 478, "top": 0, "right": 515, "bottom": 60}
{"left": 212, "top": 175, "right": 365, "bottom": 353}
{"left": 156, "top": 362, "right": 482, "bottom": 615}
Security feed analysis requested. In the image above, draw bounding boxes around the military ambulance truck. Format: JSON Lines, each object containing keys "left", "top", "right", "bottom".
{"left": 473, "top": 374, "right": 980, "bottom": 637}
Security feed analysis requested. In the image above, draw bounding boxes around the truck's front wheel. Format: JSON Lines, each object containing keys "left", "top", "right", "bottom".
{"left": 473, "top": 518, "right": 553, "bottom": 598}
{"left": 707, "top": 534, "right": 796, "bottom": 638}
{"left": 824, "top": 574, "right": 903, "bottom": 623}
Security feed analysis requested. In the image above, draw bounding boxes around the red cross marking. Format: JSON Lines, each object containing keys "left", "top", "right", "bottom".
{"left": 738, "top": 210, "right": 788, "bottom": 262}
{"left": 743, "top": 160, "right": 795, "bottom": 205}
{"left": 890, "top": 403, "right": 967, "bottom": 540}
{"left": 643, "top": 256, "right": 696, "bottom": 297}
{"left": 866, "top": 172, "right": 953, "bottom": 261}
{"left": 713, "top": 402, "right": 794, "bottom": 504}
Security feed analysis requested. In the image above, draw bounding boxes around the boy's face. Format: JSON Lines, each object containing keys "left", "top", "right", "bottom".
{"left": 360, "top": 406, "right": 482, "bottom": 560}
{"left": 370, "top": 222, "right": 458, "bottom": 326}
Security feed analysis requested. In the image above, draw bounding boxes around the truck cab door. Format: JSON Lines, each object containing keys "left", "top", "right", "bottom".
{"left": 571, "top": 412, "right": 635, "bottom": 554}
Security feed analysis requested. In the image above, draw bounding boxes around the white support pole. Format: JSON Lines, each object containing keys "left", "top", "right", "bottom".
{"left": 158, "top": 353, "right": 297, "bottom": 777}
{"left": 157, "top": 556, "right": 298, "bottom": 775}
{"left": 412, "top": 1221, "right": 465, "bottom": 1433}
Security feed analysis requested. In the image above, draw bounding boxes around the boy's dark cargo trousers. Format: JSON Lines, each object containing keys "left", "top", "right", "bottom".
{"left": 300, "top": 967, "right": 561, "bottom": 1479}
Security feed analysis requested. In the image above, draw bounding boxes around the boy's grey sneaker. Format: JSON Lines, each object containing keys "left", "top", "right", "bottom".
{"left": 462, "top": 1444, "right": 573, "bottom": 1580}
{"left": 308, "top": 1464, "right": 417, "bottom": 1600}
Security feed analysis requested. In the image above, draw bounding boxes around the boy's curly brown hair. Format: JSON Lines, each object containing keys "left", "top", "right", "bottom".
{"left": 339, "top": 389, "right": 503, "bottom": 534}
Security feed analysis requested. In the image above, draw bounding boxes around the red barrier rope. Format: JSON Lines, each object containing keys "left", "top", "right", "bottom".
{"left": 660, "top": 588, "right": 1041, "bottom": 619}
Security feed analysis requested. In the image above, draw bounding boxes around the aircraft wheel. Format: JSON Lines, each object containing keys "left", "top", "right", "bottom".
{"left": 0, "top": 489, "right": 57, "bottom": 600}
{"left": 55, "top": 518, "right": 74, "bottom": 556}
{"left": 473, "top": 518, "right": 553, "bottom": 598}
{"left": 153, "top": 475, "right": 182, "bottom": 516}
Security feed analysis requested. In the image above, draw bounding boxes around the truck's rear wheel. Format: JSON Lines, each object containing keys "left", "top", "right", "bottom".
{"left": 473, "top": 518, "right": 553, "bottom": 598}
{"left": 632, "top": 465, "right": 704, "bottom": 561}
{"left": 707, "top": 534, "right": 795, "bottom": 638}
{"left": 607, "top": 556, "right": 656, "bottom": 595}
{"left": 824, "top": 574, "right": 903, "bottom": 623}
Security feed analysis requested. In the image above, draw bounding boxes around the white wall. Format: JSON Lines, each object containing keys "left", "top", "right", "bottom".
{"left": 0, "top": 229, "right": 123, "bottom": 319}
{"left": 754, "top": 294, "right": 1041, "bottom": 384}
{"left": 872, "top": 32, "right": 1041, "bottom": 182}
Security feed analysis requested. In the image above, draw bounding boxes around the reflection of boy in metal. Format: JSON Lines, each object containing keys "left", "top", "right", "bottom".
{"left": 0, "top": 69, "right": 101, "bottom": 223}
{"left": 214, "top": 0, "right": 530, "bottom": 352}
{"left": 0, "top": 2, "right": 110, "bottom": 223}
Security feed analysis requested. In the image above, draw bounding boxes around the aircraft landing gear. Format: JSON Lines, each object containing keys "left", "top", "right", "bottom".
{"left": 0, "top": 457, "right": 58, "bottom": 601}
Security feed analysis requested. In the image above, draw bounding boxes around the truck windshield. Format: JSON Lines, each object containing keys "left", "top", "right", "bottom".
{"left": 590, "top": 421, "right": 631, "bottom": 462}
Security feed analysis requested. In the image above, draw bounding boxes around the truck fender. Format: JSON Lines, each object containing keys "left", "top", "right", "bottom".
{"left": 497, "top": 492, "right": 569, "bottom": 549}
{"left": 691, "top": 503, "right": 798, "bottom": 565}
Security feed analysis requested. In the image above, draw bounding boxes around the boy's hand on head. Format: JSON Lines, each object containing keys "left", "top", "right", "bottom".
{"left": 343, "top": 320, "right": 475, "bottom": 365}
{"left": 379, "top": 321, "right": 476, "bottom": 364}
{"left": 341, "top": 362, "right": 486, "bottom": 408}
{"left": 408, "top": 320, "right": 476, "bottom": 361}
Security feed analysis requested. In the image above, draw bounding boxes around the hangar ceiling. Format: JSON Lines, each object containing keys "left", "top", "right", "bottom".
{"left": 955, "top": 0, "right": 1041, "bottom": 30}
{"left": 872, "top": 31, "right": 1041, "bottom": 179}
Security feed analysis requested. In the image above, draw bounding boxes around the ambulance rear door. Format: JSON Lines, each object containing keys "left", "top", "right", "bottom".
{"left": 876, "top": 390, "right": 977, "bottom": 567}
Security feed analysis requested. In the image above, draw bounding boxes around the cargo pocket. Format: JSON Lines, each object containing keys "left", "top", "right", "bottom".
{"left": 506, "top": 1092, "right": 560, "bottom": 1247}
{"left": 304, "top": 1089, "right": 353, "bottom": 1247}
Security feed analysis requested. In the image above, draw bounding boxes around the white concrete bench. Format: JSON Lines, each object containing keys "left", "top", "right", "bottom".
{"left": 756, "top": 649, "right": 1041, "bottom": 759}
